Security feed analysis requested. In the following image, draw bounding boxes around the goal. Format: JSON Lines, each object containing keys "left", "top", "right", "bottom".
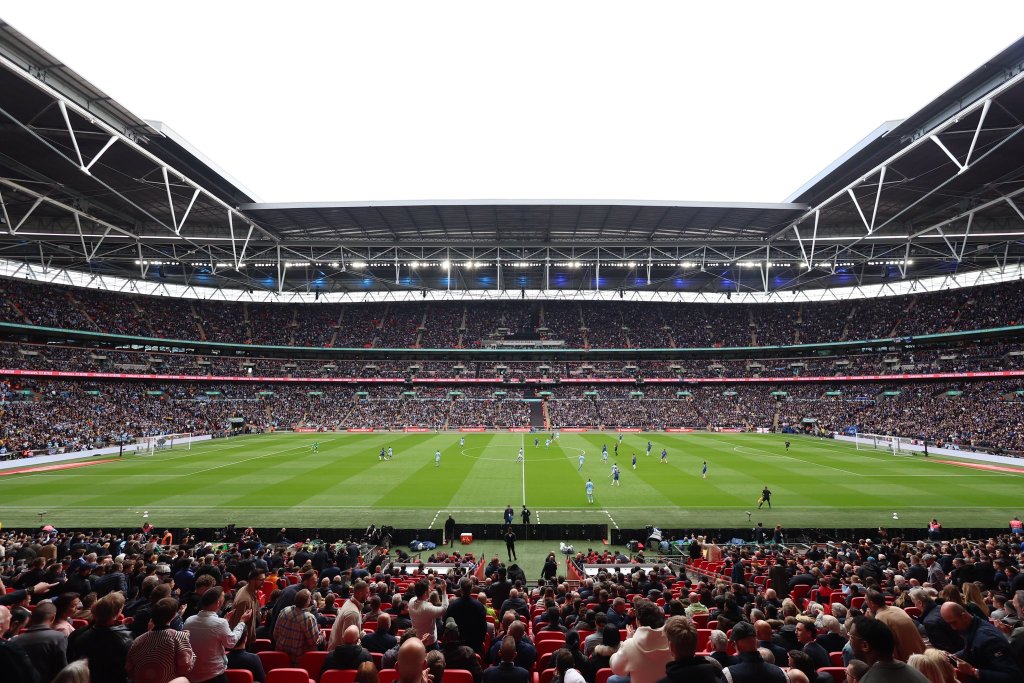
{"left": 135, "top": 433, "right": 193, "bottom": 456}
{"left": 852, "top": 432, "right": 914, "bottom": 456}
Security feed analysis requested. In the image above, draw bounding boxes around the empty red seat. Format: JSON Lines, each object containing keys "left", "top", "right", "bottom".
{"left": 227, "top": 670, "right": 255, "bottom": 683}
{"left": 444, "top": 671, "right": 474, "bottom": 683}
{"left": 298, "top": 651, "right": 329, "bottom": 681}
{"left": 266, "top": 669, "right": 315, "bottom": 683}
{"left": 378, "top": 669, "right": 398, "bottom": 683}
{"left": 596, "top": 668, "right": 612, "bottom": 683}
{"left": 258, "top": 651, "right": 293, "bottom": 672}
{"left": 321, "top": 672, "right": 357, "bottom": 683}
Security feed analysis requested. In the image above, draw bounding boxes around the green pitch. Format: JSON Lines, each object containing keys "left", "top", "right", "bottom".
{"left": 0, "top": 432, "right": 1020, "bottom": 531}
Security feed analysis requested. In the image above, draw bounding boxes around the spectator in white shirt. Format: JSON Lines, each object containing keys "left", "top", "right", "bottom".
{"left": 409, "top": 576, "right": 449, "bottom": 648}
{"left": 184, "top": 587, "right": 251, "bottom": 683}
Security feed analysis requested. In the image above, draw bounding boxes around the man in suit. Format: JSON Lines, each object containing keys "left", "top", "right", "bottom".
{"left": 483, "top": 637, "right": 531, "bottom": 683}
{"left": 446, "top": 577, "right": 488, "bottom": 655}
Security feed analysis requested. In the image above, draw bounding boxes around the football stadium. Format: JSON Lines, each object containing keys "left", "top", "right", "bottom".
{"left": 1, "top": 9, "right": 1024, "bottom": 683}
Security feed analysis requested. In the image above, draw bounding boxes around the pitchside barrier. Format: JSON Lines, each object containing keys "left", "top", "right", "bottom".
{"left": 0, "top": 434, "right": 214, "bottom": 471}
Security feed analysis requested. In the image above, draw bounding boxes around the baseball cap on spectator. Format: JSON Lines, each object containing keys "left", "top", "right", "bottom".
{"left": 731, "top": 621, "right": 756, "bottom": 641}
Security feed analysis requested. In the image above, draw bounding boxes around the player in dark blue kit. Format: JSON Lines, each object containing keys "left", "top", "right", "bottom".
{"left": 632, "top": 452, "right": 637, "bottom": 470}
{"left": 646, "top": 440, "right": 653, "bottom": 456}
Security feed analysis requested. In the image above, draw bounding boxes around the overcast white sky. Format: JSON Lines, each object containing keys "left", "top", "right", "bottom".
{"left": 4, "top": 2, "right": 1023, "bottom": 204}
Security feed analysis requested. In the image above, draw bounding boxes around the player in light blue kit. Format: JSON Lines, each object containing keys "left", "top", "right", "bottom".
{"left": 602, "top": 444, "right": 608, "bottom": 462}
{"left": 578, "top": 452, "right": 585, "bottom": 471}
{"left": 435, "top": 449, "right": 441, "bottom": 467}
{"left": 586, "top": 479, "right": 594, "bottom": 503}
{"left": 459, "top": 436, "right": 465, "bottom": 447}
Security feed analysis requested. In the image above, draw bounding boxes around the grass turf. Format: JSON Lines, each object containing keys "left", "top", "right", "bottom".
{"left": 0, "top": 431, "right": 1021, "bottom": 531}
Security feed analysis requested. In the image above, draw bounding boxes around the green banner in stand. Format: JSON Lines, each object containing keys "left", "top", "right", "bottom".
{"left": 883, "top": 390, "right": 901, "bottom": 396}
{"left": 308, "top": 391, "right": 323, "bottom": 396}
{"left": 18, "top": 389, "right": 33, "bottom": 395}
{"left": 84, "top": 390, "right": 101, "bottom": 395}
{"left": 676, "top": 390, "right": 692, "bottom": 397}
{"left": 722, "top": 390, "right": 737, "bottom": 396}
{"left": 770, "top": 391, "right": 788, "bottom": 396}
{"left": 493, "top": 391, "right": 508, "bottom": 396}
{"left": 448, "top": 391, "right": 463, "bottom": 396}
{"left": 205, "top": 391, "right": 222, "bottom": 396}
{"left": 258, "top": 391, "right": 275, "bottom": 396}
{"left": 538, "top": 391, "right": 553, "bottom": 397}
{"left": 629, "top": 391, "right": 644, "bottom": 397}
{"left": 825, "top": 390, "right": 842, "bottom": 396}
{"left": 584, "top": 391, "right": 598, "bottom": 397}
{"left": 945, "top": 390, "right": 963, "bottom": 396}
{"left": 356, "top": 391, "right": 369, "bottom": 397}
{"left": 402, "top": 391, "right": 416, "bottom": 396}
{"left": 146, "top": 390, "right": 163, "bottom": 396}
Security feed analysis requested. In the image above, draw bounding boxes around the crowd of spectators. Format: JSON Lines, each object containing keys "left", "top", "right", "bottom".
{"left": 3, "top": 277, "right": 1024, "bottom": 350}
{"left": 2, "top": 523, "right": 1023, "bottom": 683}
{"left": 3, "top": 340, "right": 1019, "bottom": 382}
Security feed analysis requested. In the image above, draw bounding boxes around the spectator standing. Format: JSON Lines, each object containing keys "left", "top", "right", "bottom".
{"left": 273, "top": 588, "right": 321, "bottom": 665}
{"left": 67, "top": 592, "right": 133, "bottom": 683}
{"left": 609, "top": 599, "right": 671, "bottom": 683}
{"left": 0, "top": 605, "right": 38, "bottom": 683}
{"left": 410, "top": 577, "right": 449, "bottom": 648}
{"left": 184, "top": 587, "right": 251, "bottom": 683}
{"left": 9, "top": 601, "right": 67, "bottom": 683}
{"left": 126, "top": 598, "right": 195, "bottom": 683}
{"left": 446, "top": 577, "right": 488, "bottom": 655}
{"left": 654, "top": 615, "right": 724, "bottom": 683}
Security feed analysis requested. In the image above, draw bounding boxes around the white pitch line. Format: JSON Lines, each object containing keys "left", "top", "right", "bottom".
{"left": 603, "top": 509, "right": 619, "bottom": 529}
{"left": 521, "top": 431, "right": 527, "bottom": 507}
{"left": 729, "top": 443, "right": 865, "bottom": 476}
{"left": 429, "top": 510, "right": 441, "bottom": 529}
{"left": 184, "top": 439, "right": 338, "bottom": 477}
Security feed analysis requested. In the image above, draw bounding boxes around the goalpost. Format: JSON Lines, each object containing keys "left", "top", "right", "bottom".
{"left": 852, "top": 432, "right": 914, "bottom": 456}
{"left": 135, "top": 433, "right": 193, "bottom": 456}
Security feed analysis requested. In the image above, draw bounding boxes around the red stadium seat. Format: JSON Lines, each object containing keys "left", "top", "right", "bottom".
{"left": 298, "top": 651, "right": 329, "bottom": 681}
{"left": 321, "top": 672, "right": 358, "bottom": 683}
{"left": 255, "top": 639, "right": 274, "bottom": 652}
{"left": 829, "top": 652, "right": 844, "bottom": 667}
{"left": 266, "top": 669, "right": 315, "bottom": 683}
{"left": 227, "top": 670, "right": 255, "bottom": 683}
{"left": 534, "top": 631, "right": 566, "bottom": 644}
{"left": 540, "top": 669, "right": 557, "bottom": 683}
{"left": 258, "top": 651, "right": 294, "bottom": 672}
{"left": 596, "top": 668, "right": 612, "bottom": 683}
{"left": 378, "top": 669, "right": 399, "bottom": 683}
{"left": 444, "top": 671, "right": 474, "bottom": 683}
{"left": 537, "top": 640, "right": 564, "bottom": 659}
{"left": 691, "top": 614, "right": 709, "bottom": 628}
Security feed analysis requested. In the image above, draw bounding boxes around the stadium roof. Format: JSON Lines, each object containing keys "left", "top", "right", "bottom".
{"left": 1, "top": 19, "right": 1024, "bottom": 297}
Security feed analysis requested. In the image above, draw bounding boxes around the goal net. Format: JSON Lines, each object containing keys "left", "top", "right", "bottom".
{"left": 135, "top": 433, "right": 193, "bottom": 456}
{"left": 852, "top": 432, "right": 913, "bottom": 456}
